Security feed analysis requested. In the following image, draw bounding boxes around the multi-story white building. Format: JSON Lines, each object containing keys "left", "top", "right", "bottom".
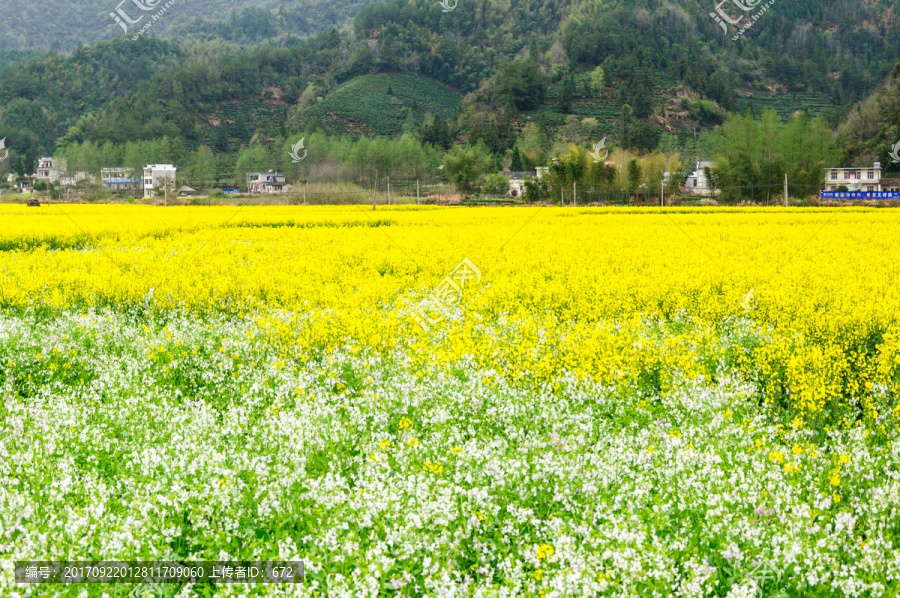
{"left": 101, "top": 167, "right": 139, "bottom": 192}
{"left": 36, "top": 157, "right": 67, "bottom": 183}
{"left": 824, "top": 163, "right": 882, "bottom": 192}
{"left": 247, "top": 171, "right": 288, "bottom": 194}
{"left": 143, "top": 164, "right": 177, "bottom": 197}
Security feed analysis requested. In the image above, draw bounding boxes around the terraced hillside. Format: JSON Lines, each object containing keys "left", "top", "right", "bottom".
{"left": 737, "top": 92, "right": 836, "bottom": 120}
{"left": 294, "top": 74, "right": 462, "bottom": 136}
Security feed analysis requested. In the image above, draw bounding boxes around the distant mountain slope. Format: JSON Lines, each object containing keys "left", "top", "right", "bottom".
{"left": 1, "top": 0, "right": 899, "bottom": 163}
{"left": 0, "top": 0, "right": 380, "bottom": 50}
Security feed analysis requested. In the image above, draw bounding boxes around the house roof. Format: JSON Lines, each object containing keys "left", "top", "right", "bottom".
{"left": 825, "top": 165, "right": 882, "bottom": 170}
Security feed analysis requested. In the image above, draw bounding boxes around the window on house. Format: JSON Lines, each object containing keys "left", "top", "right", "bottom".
{"left": 831, "top": 172, "right": 837, "bottom": 180}
{"left": 868, "top": 186, "right": 875, "bottom": 191}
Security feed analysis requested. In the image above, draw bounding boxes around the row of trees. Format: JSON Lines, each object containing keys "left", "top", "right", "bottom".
{"left": 441, "top": 110, "right": 838, "bottom": 201}
{"left": 708, "top": 110, "right": 839, "bottom": 203}
{"left": 441, "top": 140, "right": 690, "bottom": 200}
{"left": 52, "top": 132, "right": 445, "bottom": 190}
{"left": 36, "top": 107, "right": 835, "bottom": 202}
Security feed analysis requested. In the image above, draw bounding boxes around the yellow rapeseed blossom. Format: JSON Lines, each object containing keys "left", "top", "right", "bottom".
{"left": 537, "top": 544, "right": 555, "bottom": 561}
{"left": 3, "top": 205, "right": 900, "bottom": 426}
{"left": 423, "top": 460, "right": 444, "bottom": 475}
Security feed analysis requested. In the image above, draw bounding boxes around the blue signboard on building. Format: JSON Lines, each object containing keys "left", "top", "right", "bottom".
{"left": 820, "top": 191, "right": 900, "bottom": 200}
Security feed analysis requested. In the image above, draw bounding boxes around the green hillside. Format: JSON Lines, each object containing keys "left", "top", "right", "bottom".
{"left": 523, "top": 73, "right": 838, "bottom": 143}
{"left": 839, "top": 64, "right": 900, "bottom": 172}
{"left": 294, "top": 74, "right": 462, "bottom": 137}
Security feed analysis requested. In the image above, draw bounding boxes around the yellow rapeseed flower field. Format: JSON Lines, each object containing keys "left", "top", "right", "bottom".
{"left": 2, "top": 204, "right": 899, "bottom": 427}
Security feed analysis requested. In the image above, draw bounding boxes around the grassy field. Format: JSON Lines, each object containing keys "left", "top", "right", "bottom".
{"left": 2, "top": 206, "right": 900, "bottom": 596}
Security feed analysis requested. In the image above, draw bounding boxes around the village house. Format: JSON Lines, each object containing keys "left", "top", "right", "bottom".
{"left": 824, "top": 163, "right": 883, "bottom": 192}
{"left": 15, "top": 175, "right": 36, "bottom": 193}
{"left": 143, "top": 164, "right": 177, "bottom": 197}
{"left": 247, "top": 171, "right": 290, "bottom": 194}
{"left": 101, "top": 167, "right": 140, "bottom": 192}
{"left": 683, "top": 161, "right": 717, "bottom": 197}
{"left": 502, "top": 171, "right": 531, "bottom": 198}
{"left": 882, "top": 177, "right": 900, "bottom": 192}
{"left": 503, "top": 167, "right": 547, "bottom": 198}
{"left": 36, "top": 157, "right": 66, "bottom": 184}
{"left": 60, "top": 171, "right": 94, "bottom": 188}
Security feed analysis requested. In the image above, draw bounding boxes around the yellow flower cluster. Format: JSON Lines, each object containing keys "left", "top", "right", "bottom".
{"left": 3, "top": 204, "right": 900, "bottom": 426}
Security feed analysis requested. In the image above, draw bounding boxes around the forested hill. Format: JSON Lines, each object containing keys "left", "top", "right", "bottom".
{"left": 0, "top": 0, "right": 380, "bottom": 50}
{"left": 0, "top": 0, "right": 899, "bottom": 166}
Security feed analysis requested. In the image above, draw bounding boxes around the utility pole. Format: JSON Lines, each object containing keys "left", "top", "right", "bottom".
{"left": 416, "top": 179, "right": 419, "bottom": 205}
{"left": 303, "top": 182, "right": 307, "bottom": 205}
{"left": 573, "top": 181, "right": 576, "bottom": 207}
{"left": 784, "top": 173, "right": 788, "bottom": 207}
{"left": 661, "top": 179, "right": 665, "bottom": 207}
{"left": 373, "top": 176, "right": 377, "bottom": 210}
{"left": 388, "top": 179, "right": 391, "bottom": 205}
